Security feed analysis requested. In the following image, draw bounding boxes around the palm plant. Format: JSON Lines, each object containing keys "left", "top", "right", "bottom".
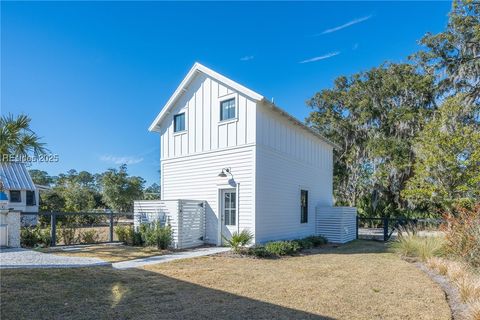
{"left": 0, "top": 114, "right": 47, "bottom": 161}
{"left": 223, "top": 229, "right": 253, "bottom": 253}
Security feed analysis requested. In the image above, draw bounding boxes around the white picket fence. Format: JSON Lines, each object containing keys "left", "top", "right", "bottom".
{"left": 134, "top": 200, "right": 205, "bottom": 249}
{"left": 315, "top": 207, "right": 357, "bottom": 243}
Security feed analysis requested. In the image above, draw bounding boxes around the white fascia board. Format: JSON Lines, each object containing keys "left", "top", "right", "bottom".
{"left": 149, "top": 62, "right": 263, "bottom": 132}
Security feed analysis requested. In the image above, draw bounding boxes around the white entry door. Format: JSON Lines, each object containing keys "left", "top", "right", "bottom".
{"left": 221, "top": 189, "right": 237, "bottom": 242}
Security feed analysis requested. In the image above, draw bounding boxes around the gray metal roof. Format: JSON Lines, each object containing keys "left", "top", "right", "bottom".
{"left": 0, "top": 162, "right": 36, "bottom": 190}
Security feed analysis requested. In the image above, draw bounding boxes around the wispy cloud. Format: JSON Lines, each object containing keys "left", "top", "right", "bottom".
{"left": 240, "top": 55, "right": 254, "bottom": 61}
{"left": 312, "top": 15, "right": 372, "bottom": 36}
{"left": 100, "top": 155, "right": 144, "bottom": 165}
{"left": 352, "top": 43, "right": 359, "bottom": 50}
{"left": 299, "top": 51, "right": 340, "bottom": 64}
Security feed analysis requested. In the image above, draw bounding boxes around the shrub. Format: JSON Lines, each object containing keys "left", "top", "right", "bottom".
{"left": 58, "top": 222, "right": 77, "bottom": 245}
{"left": 248, "top": 245, "right": 273, "bottom": 258}
{"left": 303, "top": 235, "right": 328, "bottom": 247}
{"left": 140, "top": 222, "right": 172, "bottom": 249}
{"left": 20, "top": 226, "right": 51, "bottom": 248}
{"left": 223, "top": 229, "right": 253, "bottom": 253}
{"left": 390, "top": 227, "right": 445, "bottom": 261}
{"left": 442, "top": 204, "right": 480, "bottom": 268}
{"left": 115, "top": 225, "right": 143, "bottom": 246}
{"left": 264, "top": 241, "right": 301, "bottom": 256}
{"left": 79, "top": 230, "right": 99, "bottom": 244}
{"left": 115, "top": 225, "right": 129, "bottom": 243}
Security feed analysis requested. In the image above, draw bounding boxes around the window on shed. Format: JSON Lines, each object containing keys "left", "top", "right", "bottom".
{"left": 26, "top": 191, "right": 36, "bottom": 206}
{"left": 300, "top": 190, "right": 308, "bottom": 223}
{"left": 220, "top": 98, "right": 236, "bottom": 121}
{"left": 174, "top": 113, "right": 185, "bottom": 132}
{"left": 10, "top": 190, "right": 21, "bottom": 203}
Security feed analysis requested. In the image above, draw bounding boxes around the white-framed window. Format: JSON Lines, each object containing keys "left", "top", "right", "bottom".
{"left": 220, "top": 98, "right": 236, "bottom": 121}
{"left": 174, "top": 112, "right": 185, "bottom": 132}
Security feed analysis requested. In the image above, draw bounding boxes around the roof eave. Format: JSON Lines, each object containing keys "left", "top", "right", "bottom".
{"left": 149, "top": 62, "right": 263, "bottom": 132}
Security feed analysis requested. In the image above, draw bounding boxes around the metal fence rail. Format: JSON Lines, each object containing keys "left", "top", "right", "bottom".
{"left": 21, "top": 212, "right": 134, "bottom": 247}
{"left": 356, "top": 217, "right": 442, "bottom": 241}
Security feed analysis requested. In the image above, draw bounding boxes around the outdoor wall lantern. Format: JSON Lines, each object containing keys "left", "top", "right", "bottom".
{"left": 217, "top": 168, "right": 232, "bottom": 178}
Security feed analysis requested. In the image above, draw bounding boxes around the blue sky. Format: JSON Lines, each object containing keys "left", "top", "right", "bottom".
{"left": 1, "top": 1, "right": 451, "bottom": 186}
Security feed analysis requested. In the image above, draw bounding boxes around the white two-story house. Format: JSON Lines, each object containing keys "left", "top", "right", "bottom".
{"left": 142, "top": 63, "right": 356, "bottom": 247}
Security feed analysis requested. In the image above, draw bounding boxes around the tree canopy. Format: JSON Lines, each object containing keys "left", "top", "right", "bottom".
{"left": 307, "top": 0, "right": 479, "bottom": 217}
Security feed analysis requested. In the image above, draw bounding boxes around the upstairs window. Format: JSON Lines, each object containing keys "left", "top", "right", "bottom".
{"left": 220, "top": 98, "right": 236, "bottom": 121}
{"left": 10, "top": 190, "right": 21, "bottom": 203}
{"left": 26, "top": 191, "right": 36, "bottom": 206}
{"left": 174, "top": 113, "right": 185, "bottom": 132}
{"left": 300, "top": 190, "right": 308, "bottom": 223}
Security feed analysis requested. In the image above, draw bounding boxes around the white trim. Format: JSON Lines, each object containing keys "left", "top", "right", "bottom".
{"left": 218, "top": 93, "right": 238, "bottom": 123}
{"left": 149, "top": 62, "right": 263, "bottom": 132}
{"left": 161, "top": 143, "right": 255, "bottom": 162}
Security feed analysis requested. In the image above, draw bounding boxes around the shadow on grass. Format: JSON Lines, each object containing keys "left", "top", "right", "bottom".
{"left": 1, "top": 266, "right": 335, "bottom": 320}
{"left": 306, "top": 240, "right": 391, "bottom": 255}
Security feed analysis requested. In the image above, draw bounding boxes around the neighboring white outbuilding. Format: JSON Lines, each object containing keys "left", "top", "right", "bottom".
{"left": 139, "top": 63, "right": 356, "bottom": 247}
{"left": 0, "top": 162, "right": 39, "bottom": 226}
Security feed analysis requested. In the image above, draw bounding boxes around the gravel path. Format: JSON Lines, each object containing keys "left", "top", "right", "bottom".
{"left": 0, "top": 248, "right": 110, "bottom": 269}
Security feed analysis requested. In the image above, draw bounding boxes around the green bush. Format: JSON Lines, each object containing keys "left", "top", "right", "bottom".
{"left": 20, "top": 226, "right": 51, "bottom": 248}
{"left": 58, "top": 222, "right": 77, "bottom": 245}
{"left": 114, "top": 225, "right": 143, "bottom": 246}
{"left": 223, "top": 229, "right": 253, "bottom": 253}
{"left": 78, "top": 229, "right": 99, "bottom": 244}
{"left": 264, "top": 241, "right": 301, "bottom": 256}
{"left": 247, "top": 245, "right": 273, "bottom": 258}
{"left": 303, "top": 235, "right": 328, "bottom": 246}
{"left": 140, "top": 222, "right": 173, "bottom": 249}
{"left": 390, "top": 228, "right": 445, "bottom": 261}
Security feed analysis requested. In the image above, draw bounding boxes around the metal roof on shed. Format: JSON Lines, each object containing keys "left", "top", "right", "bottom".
{"left": 0, "top": 162, "right": 36, "bottom": 190}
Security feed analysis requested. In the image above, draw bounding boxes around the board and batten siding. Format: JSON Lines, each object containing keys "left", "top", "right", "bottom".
{"left": 159, "top": 74, "right": 257, "bottom": 160}
{"left": 254, "top": 104, "right": 334, "bottom": 243}
{"left": 161, "top": 146, "right": 255, "bottom": 245}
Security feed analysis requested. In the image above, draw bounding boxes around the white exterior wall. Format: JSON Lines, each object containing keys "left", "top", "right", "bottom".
{"left": 162, "top": 145, "right": 255, "bottom": 245}
{"left": 158, "top": 73, "right": 257, "bottom": 245}
{"left": 254, "top": 103, "right": 334, "bottom": 243}
{"left": 159, "top": 74, "right": 257, "bottom": 159}
{"left": 6, "top": 189, "right": 39, "bottom": 213}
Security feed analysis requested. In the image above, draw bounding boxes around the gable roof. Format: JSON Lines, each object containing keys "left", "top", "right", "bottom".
{"left": 0, "top": 162, "right": 36, "bottom": 191}
{"left": 149, "top": 62, "right": 338, "bottom": 149}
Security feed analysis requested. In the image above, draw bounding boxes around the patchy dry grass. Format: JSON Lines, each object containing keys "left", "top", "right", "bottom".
{"left": 1, "top": 241, "right": 451, "bottom": 320}
{"left": 40, "top": 244, "right": 168, "bottom": 262}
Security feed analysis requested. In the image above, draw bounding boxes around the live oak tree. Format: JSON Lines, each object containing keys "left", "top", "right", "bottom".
{"left": 306, "top": 64, "right": 436, "bottom": 217}
{"left": 415, "top": 0, "right": 480, "bottom": 105}
{"left": 403, "top": 96, "right": 480, "bottom": 213}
